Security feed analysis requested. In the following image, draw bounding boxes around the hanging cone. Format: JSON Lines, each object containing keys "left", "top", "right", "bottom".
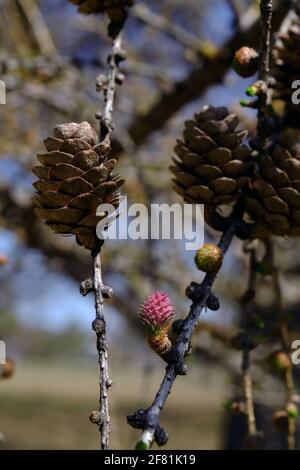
{"left": 244, "top": 130, "right": 300, "bottom": 237}
{"left": 32, "top": 121, "right": 125, "bottom": 251}
{"left": 170, "top": 106, "right": 253, "bottom": 210}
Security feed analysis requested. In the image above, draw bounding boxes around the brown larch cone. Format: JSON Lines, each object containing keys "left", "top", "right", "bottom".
{"left": 170, "top": 106, "right": 253, "bottom": 221}
{"left": 245, "top": 130, "right": 300, "bottom": 237}
{"left": 272, "top": 10, "right": 300, "bottom": 127}
{"left": 32, "top": 122, "right": 125, "bottom": 251}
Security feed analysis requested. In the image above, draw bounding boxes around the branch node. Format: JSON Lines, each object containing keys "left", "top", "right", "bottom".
{"left": 171, "top": 319, "right": 185, "bottom": 334}
{"left": 127, "top": 409, "right": 147, "bottom": 429}
{"left": 96, "top": 74, "right": 108, "bottom": 92}
{"left": 185, "top": 282, "right": 203, "bottom": 302}
{"left": 102, "top": 285, "right": 113, "bottom": 299}
{"left": 175, "top": 360, "right": 188, "bottom": 376}
{"left": 92, "top": 318, "right": 106, "bottom": 335}
{"left": 89, "top": 410, "right": 102, "bottom": 425}
{"left": 106, "top": 378, "right": 113, "bottom": 388}
{"left": 206, "top": 293, "right": 220, "bottom": 311}
{"left": 154, "top": 425, "right": 169, "bottom": 447}
{"left": 80, "top": 278, "right": 94, "bottom": 296}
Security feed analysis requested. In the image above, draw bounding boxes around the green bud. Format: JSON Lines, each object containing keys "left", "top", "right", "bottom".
{"left": 287, "top": 404, "right": 299, "bottom": 418}
{"left": 245, "top": 86, "right": 257, "bottom": 97}
{"left": 135, "top": 441, "right": 149, "bottom": 450}
{"left": 287, "top": 409, "right": 298, "bottom": 418}
{"left": 240, "top": 99, "right": 250, "bottom": 107}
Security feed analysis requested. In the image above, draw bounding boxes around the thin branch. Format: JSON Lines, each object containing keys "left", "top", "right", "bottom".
{"left": 243, "top": 354, "right": 257, "bottom": 436}
{"left": 257, "top": 0, "right": 273, "bottom": 139}
{"left": 90, "top": 250, "right": 113, "bottom": 450}
{"left": 84, "top": 18, "right": 127, "bottom": 450}
{"left": 97, "top": 31, "right": 125, "bottom": 141}
{"left": 241, "top": 245, "right": 259, "bottom": 439}
{"left": 266, "top": 239, "right": 296, "bottom": 450}
{"left": 259, "top": 0, "right": 272, "bottom": 82}
{"left": 128, "top": 204, "right": 244, "bottom": 449}
{"left": 15, "top": 0, "right": 57, "bottom": 55}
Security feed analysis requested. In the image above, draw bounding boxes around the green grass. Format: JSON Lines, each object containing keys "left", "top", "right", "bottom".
{"left": 0, "top": 360, "right": 225, "bottom": 449}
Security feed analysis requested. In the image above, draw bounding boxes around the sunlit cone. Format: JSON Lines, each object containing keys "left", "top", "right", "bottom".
{"left": 245, "top": 130, "right": 300, "bottom": 237}
{"left": 32, "top": 122, "right": 125, "bottom": 251}
{"left": 233, "top": 46, "right": 258, "bottom": 78}
{"left": 194, "top": 243, "right": 222, "bottom": 273}
{"left": 170, "top": 106, "right": 253, "bottom": 213}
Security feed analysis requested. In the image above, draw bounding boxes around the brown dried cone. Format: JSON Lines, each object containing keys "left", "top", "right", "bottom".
{"left": 245, "top": 130, "right": 300, "bottom": 237}
{"left": 32, "top": 122, "right": 124, "bottom": 251}
{"left": 272, "top": 11, "right": 300, "bottom": 126}
{"left": 170, "top": 106, "right": 253, "bottom": 222}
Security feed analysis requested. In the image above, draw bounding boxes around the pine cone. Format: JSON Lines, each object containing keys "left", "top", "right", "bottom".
{"left": 32, "top": 122, "right": 124, "bottom": 251}
{"left": 245, "top": 130, "right": 300, "bottom": 237}
{"left": 273, "top": 11, "right": 300, "bottom": 126}
{"left": 170, "top": 106, "right": 252, "bottom": 211}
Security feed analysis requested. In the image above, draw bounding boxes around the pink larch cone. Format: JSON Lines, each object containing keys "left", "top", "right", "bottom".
{"left": 138, "top": 292, "right": 175, "bottom": 332}
{"left": 138, "top": 292, "right": 175, "bottom": 358}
